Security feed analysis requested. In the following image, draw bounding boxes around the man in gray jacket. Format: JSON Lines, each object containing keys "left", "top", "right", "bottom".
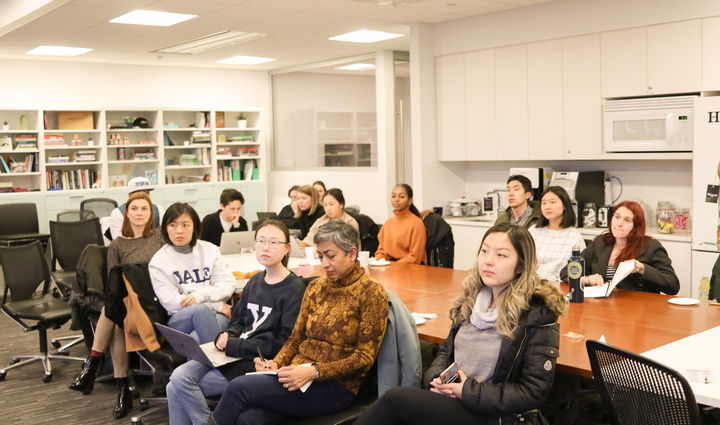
{"left": 494, "top": 174, "right": 541, "bottom": 228}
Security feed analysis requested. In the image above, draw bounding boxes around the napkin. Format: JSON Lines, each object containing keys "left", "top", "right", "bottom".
{"left": 412, "top": 312, "right": 437, "bottom": 320}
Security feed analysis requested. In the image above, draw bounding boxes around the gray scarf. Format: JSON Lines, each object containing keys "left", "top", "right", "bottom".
{"left": 470, "top": 286, "right": 498, "bottom": 330}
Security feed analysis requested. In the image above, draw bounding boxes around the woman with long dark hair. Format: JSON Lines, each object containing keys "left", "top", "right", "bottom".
{"left": 575, "top": 200, "right": 679, "bottom": 294}
{"left": 375, "top": 183, "right": 426, "bottom": 264}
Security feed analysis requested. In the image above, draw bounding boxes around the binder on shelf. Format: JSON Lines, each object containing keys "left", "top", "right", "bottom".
{"left": 243, "top": 160, "right": 254, "bottom": 181}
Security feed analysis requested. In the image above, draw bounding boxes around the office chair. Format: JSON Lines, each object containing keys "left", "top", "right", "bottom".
{"left": 80, "top": 197, "right": 118, "bottom": 220}
{"left": 0, "top": 241, "right": 85, "bottom": 382}
{"left": 0, "top": 203, "right": 50, "bottom": 250}
{"left": 57, "top": 209, "right": 82, "bottom": 222}
{"left": 586, "top": 339, "right": 701, "bottom": 425}
{"left": 48, "top": 218, "right": 104, "bottom": 352}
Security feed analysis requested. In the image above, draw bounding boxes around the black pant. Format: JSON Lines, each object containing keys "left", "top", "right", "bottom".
{"left": 355, "top": 386, "right": 488, "bottom": 425}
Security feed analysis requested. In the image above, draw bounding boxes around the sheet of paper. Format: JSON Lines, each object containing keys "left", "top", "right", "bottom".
{"left": 247, "top": 365, "right": 313, "bottom": 392}
{"left": 200, "top": 342, "right": 241, "bottom": 367}
{"left": 584, "top": 260, "right": 635, "bottom": 298}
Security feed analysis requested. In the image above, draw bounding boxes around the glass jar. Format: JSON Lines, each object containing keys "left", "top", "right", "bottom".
{"left": 673, "top": 208, "right": 691, "bottom": 236}
{"left": 656, "top": 201, "right": 676, "bottom": 234}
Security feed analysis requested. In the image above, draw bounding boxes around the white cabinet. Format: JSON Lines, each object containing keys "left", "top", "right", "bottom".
{"left": 528, "top": 40, "right": 563, "bottom": 160}
{"left": 465, "top": 50, "right": 496, "bottom": 161}
{"left": 662, "top": 239, "right": 692, "bottom": 297}
{"left": 702, "top": 17, "right": 720, "bottom": 90}
{"left": 601, "top": 21, "right": 702, "bottom": 98}
{"left": 495, "top": 45, "right": 528, "bottom": 160}
{"left": 436, "top": 54, "right": 466, "bottom": 161}
{"left": 691, "top": 249, "right": 719, "bottom": 300}
{"left": 448, "top": 221, "right": 491, "bottom": 270}
{"left": 562, "top": 34, "right": 602, "bottom": 160}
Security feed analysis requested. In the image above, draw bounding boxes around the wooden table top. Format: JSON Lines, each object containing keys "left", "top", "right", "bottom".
{"left": 302, "top": 262, "right": 720, "bottom": 377}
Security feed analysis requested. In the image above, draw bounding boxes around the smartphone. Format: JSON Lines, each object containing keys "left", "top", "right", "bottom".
{"left": 439, "top": 362, "right": 459, "bottom": 384}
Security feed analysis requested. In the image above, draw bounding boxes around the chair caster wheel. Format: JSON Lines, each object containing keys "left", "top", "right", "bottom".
{"left": 52, "top": 340, "right": 61, "bottom": 348}
{"left": 42, "top": 373, "right": 53, "bottom": 383}
{"left": 140, "top": 401, "right": 150, "bottom": 411}
{"left": 0, "top": 372, "right": 6, "bottom": 381}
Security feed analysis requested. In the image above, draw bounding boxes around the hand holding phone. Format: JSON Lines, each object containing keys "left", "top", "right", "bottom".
{"left": 439, "top": 362, "right": 459, "bottom": 384}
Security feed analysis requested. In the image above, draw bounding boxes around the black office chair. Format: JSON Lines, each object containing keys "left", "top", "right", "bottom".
{"left": 80, "top": 197, "right": 118, "bottom": 220}
{"left": 586, "top": 339, "right": 701, "bottom": 425}
{"left": 49, "top": 218, "right": 104, "bottom": 352}
{"left": 0, "top": 203, "right": 50, "bottom": 250}
{"left": 0, "top": 241, "right": 85, "bottom": 382}
{"left": 57, "top": 209, "right": 82, "bottom": 222}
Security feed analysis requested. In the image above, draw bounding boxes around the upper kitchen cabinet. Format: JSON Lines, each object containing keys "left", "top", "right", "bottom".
{"left": 528, "top": 40, "right": 563, "bottom": 160}
{"left": 601, "top": 21, "right": 701, "bottom": 98}
{"left": 465, "top": 50, "right": 496, "bottom": 161}
{"left": 562, "top": 34, "right": 602, "bottom": 159}
{"left": 436, "top": 54, "right": 466, "bottom": 161}
{"left": 495, "top": 45, "right": 528, "bottom": 160}
{"left": 702, "top": 17, "right": 720, "bottom": 91}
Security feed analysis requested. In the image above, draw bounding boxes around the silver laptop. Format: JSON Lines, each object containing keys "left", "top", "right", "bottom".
{"left": 256, "top": 212, "right": 278, "bottom": 222}
{"left": 219, "top": 231, "right": 255, "bottom": 255}
{"left": 289, "top": 238, "right": 305, "bottom": 258}
{"left": 155, "top": 323, "right": 241, "bottom": 368}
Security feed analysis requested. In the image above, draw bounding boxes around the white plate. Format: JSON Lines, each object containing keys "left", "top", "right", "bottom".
{"left": 668, "top": 297, "right": 700, "bottom": 306}
{"left": 413, "top": 316, "right": 426, "bottom": 325}
{"left": 369, "top": 259, "right": 390, "bottom": 266}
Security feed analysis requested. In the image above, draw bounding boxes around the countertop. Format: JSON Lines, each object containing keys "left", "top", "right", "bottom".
{"left": 444, "top": 216, "right": 691, "bottom": 243}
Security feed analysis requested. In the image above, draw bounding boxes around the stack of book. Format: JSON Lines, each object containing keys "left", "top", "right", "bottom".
{"left": 73, "top": 151, "right": 97, "bottom": 162}
{"left": 0, "top": 181, "right": 13, "bottom": 193}
{"left": 44, "top": 133, "right": 65, "bottom": 146}
{"left": 49, "top": 154, "right": 70, "bottom": 163}
{"left": 227, "top": 135, "right": 253, "bottom": 142}
{"left": 217, "top": 147, "right": 232, "bottom": 157}
{"left": 237, "top": 146, "right": 258, "bottom": 156}
{"left": 133, "top": 150, "right": 156, "bottom": 160}
{"left": 14, "top": 134, "right": 38, "bottom": 149}
{"left": 190, "top": 131, "right": 210, "bottom": 143}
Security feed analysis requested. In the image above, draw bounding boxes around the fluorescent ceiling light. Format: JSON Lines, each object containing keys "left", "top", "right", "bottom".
{"left": 26, "top": 46, "right": 92, "bottom": 56}
{"left": 110, "top": 10, "right": 196, "bottom": 27}
{"left": 155, "top": 31, "right": 268, "bottom": 55}
{"left": 329, "top": 30, "right": 403, "bottom": 43}
{"left": 216, "top": 56, "right": 276, "bottom": 65}
{"left": 337, "top": 63, "right": 375, "bottom": 71}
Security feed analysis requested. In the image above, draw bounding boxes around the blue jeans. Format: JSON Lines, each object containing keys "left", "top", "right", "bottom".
{"left": 212, "top": 374, "right": 356, "bottom": 425}
{"left": 167, "top": 304, "right": 229, "bottom": 344}
{"left": 167, "top": 360, "right": 229, "bottom": 425}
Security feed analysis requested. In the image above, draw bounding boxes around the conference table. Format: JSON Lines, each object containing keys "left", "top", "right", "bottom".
{"left": 223, "top": 256, "right": 720, "bottom": 404}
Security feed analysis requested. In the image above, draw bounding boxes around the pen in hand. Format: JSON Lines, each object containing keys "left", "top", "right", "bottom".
{"left": 257, "top": 347, "right": 269, "bottom": 371}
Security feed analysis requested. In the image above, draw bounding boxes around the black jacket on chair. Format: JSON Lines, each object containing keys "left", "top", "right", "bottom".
{"left": 423, "top": 213, "right": 454, "bottom": 269}
{"left": 105, "top": 263, "right": 168, "bottom": 331}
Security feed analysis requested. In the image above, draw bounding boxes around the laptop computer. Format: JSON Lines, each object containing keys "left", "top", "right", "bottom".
{"left": 256, "top": 212, "right": 278, "bottom": 222}
{"left": 219, "top": 231, "right": 255, "bottom": 255}
{"left": 289, "top": 238, "right": 304, "bottom": 258}
{"left": 155, "top": 323, "right": 241, "bottom": 368}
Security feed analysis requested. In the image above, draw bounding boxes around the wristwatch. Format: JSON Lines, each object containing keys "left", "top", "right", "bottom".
{"left": 312, "top": 363, "right": 320, "bottom": 380}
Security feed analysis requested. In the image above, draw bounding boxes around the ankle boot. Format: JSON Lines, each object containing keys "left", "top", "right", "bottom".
{"left": 113, "top": 377, "right": 133, "bottom": 420}
{"left": 68, "top": 355, "right": 101, "bottom": 394}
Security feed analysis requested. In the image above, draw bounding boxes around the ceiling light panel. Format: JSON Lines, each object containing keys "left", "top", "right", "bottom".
{"left": 110, "top": 10, "right": 196, "bottom": 27}
{"left": 154, "top": 31, "right": 268, "bottom": 54}
{"left": 26, "top": 46, "right": 93, "bottom": 56}
{"left": 329, "top": 30, "right": 403, "bottom": 43}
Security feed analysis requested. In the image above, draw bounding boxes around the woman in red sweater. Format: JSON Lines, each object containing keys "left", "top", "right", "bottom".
{"left": 375, "top": 183, "right": 427, "bottom": 264}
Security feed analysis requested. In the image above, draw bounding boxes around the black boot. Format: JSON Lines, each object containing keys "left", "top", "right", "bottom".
{"left": 113, "top": 377, "right": 133, "bottom": 420}
{"left": 68, "top": 355, "right": 101, "bottom": 394}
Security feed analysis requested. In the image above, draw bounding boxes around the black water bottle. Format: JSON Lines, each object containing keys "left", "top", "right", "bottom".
{"left": 567, "top": 245, "right": 584, "bottom": 303}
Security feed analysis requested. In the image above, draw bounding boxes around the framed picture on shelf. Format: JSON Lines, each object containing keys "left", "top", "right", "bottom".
{"left": 215, "top": 112, "right": 225, "bottom": 128}
{"left": 144, "top": 169, "right": 158, "bottom": 185}
{"left": 110, "top": 174, "right": 127, "bottom": 188}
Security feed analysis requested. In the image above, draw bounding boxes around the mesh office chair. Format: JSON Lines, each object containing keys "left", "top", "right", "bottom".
{"left": 0, "top": 241, "right": 85, "bottom": 382}
{"left": 0, "top": 203, "right": 50, "bottom": 250}
{"left": 56, "top": 209, "right": 82, "bottom": 222}
{"left": 586, "top": 339, "right": 701, "bottom": 425}
{"left": 48, "top": 218, "right": 104, "bottom": 352}
{"left": 80, "top": 197, "right": 118, "bottom": 220}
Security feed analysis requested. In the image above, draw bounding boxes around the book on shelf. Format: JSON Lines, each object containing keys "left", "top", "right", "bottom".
{"left": 243, "top": 159, "right": 254, "bottom": 181}
{"left": 46, "top": 168, "right": 97, "bottom": 190}
{"left": 164, "top": 132, "right": 175, "bottom": 146}
{"left": 216, "top": 112, "right": 225, "bottom": 128}
{"left": 227, "top": 136, "right": 254, "bottom": 142}
{"left": 49, "top": 154, "right": 70, "bottom": 163}
{"left": 14, "top": 133, "right": 38, "bottom": 149}
{"left": 237, "top": 146, "right": 258, "bottom": 156}
{"left": 73, "top": 150, "right": 97, "bottom": 162}
{"left": 217, "top": 147, "right": 232, "bottom": 156}
{"left": 0, "top": 137, "right": 11, "bottom": 152}
{"left": 133, "top": 150, "right": 156, "bottom": 160}
{"left": 0, "top": 155, "right": 10, "bottom": 173}
{"left": 190, "top": 130, "right": 211, "bottom": 143}
{"left": 0, "top": 181, "right": 13, "bottom": 193}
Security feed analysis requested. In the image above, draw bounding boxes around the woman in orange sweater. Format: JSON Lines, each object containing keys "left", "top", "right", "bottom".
{"left": 375, "top": 184, "right": 427, "bottom": 264}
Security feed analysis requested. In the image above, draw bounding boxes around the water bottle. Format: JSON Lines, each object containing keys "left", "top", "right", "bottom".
{"left": 567, "top": 245, "right": 584, "bottom": 303}
{"left": 699, "top": 276, "right": 710, "bottom": 300}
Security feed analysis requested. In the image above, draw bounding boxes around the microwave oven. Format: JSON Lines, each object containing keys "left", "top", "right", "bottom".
{"left": 603, "top": 95, "right": 696, "bottom": 153}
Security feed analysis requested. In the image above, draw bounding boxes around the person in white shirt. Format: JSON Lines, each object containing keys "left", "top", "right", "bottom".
{"left": 108, "top": 177, "right": 165, "bottom": 240}
{"left": 529, "top": 186, "right": 585, "bottom": 282}
{"left": 149, "top": 202, "right": 236, "bottom": 344}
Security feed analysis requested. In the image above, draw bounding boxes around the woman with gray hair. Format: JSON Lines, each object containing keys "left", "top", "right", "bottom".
{"left": 207, "top": 220, "right": 389, "bottom": 425}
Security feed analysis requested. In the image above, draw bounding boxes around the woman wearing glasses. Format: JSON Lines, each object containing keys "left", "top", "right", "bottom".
{"left": 167, "top": 219, "right": 305, "bottom": 425}
{"left": 149, "top": 203, "right": 236, "bottom": 344}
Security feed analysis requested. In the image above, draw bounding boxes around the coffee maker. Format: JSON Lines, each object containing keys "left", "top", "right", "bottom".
{"left": 549, "top": 171, "right": 606, "bottom": 224}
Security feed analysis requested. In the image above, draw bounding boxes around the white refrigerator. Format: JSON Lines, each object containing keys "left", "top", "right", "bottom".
{"left": 691, "top": 97, "right": 720, "bottom": 298}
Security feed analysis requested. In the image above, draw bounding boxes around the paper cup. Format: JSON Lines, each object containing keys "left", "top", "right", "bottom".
{"left": 305, "top": 246, "right": 316, "bottom": 262}
{"left": 358, "top": 251, "right": 370, "bottom": 268}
